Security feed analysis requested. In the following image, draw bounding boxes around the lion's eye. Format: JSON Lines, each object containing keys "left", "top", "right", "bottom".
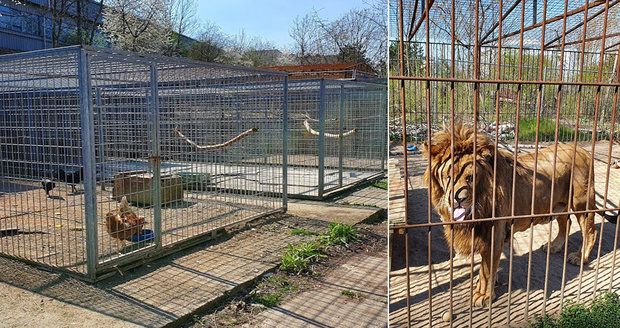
{"left": 466, "top": 175, "right": 473, "bottom": 184}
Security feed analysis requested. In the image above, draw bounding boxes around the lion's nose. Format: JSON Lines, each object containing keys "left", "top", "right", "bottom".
{"left": 454, "top": 187, "right": 469, "bottom": 206}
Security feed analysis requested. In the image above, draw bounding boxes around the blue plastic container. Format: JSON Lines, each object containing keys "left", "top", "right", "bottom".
{"left": 131, "top": 229, "right": 154, "bottom": 243}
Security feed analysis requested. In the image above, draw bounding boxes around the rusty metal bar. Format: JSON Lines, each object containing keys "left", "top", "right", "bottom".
{"left": 483, "top": 0, "right": 608, "bottom": 45}
{"left": 589, "top": 0, "right": 612, "bottom": 301}
{"left": 547, "top": 32, "right": 620, "bottom": 49}
{"left": 480, "top": 0, "right": 522, "bottom": 44}
{"left": 543, "top": 0, "right": 618, "bottom": 49}
{"left": 387, "top": 75, "right": 620, "bottom": 87}
{"left": 542, "top": 0, "right": 570, "bottom": 316}
{"left": 506, "top": 0, "right": 527, "bottom": 323}
{"left": 389, "top": 207, "right": 620, "bottom": 229}
{"left": 397, "top": 0, "right": 412, "bottom": 325}
{"left": 409, "top": 0, "right": 435, "bottom": 41}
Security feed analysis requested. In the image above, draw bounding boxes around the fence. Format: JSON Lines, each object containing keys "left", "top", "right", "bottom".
{"left": 389, "top": 0, "right": 620, "bottom": 326}
{"left": 287, "top": 79, "right": 387, "bottom": 199}
{"left": 0, "top": 46, "right": 287, "bottom": 281}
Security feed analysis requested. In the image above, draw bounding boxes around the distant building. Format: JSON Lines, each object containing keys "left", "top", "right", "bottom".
{"left": 0, "top": 0, "right": 195, "bottom": 54}
{"left": 261, "top": 62, "right": 378, "bottom": 81}
{"left": 0, "top": 0, "right": 104, "bottom": 53}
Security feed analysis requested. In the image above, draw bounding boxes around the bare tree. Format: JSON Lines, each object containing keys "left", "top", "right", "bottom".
{"left": 186, "top": 20, "right": 229, "bottom": 62}
{"left": 289, "top": 13, "right": 324, "bottom": 64}
{"left": 170, "top": 0, "right": 198, "bottom": 54}
{"left": 288, "top": 1, "right": 387, "bottom": 71}
{"left": 102, "top": 0, "right": 174, "bottom": 54}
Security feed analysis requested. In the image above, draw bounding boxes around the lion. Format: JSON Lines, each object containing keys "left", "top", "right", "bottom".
{"left": 422, "top": 123, "right": 618, "bottom": 307}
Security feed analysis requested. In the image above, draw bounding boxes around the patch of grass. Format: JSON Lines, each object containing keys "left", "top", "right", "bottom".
{"left": 341, "top": 289, "right": 362, "bottom": 300}
{"left": 251, "top": 292, "right": 281, "bottom": 308}
{"left": 280, "top": 241, "right": 326, "bottom": 274}
{"left": 517, "top": 118, "right": 598, "bottom": 142}
{"left": 372, "top": 180, "right": 388, "bottom": 190}
{"left": 528, "top": 292, "right": 620, "bottom": 328}
{"left": 290, "top": 228, "right": 318, "bottom": 237}
{"left": 320, "top": 222, "right": 359, "bottom": 247}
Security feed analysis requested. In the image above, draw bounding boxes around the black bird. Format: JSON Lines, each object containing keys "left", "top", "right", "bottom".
{"left": 57, "top": 167, "right": 84, "bottom": 194}
{"left": 41, "top": 179, "right": 55, "bottom": 197}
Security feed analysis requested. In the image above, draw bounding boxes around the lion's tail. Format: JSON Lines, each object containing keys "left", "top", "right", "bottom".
{"left": 597, "top": 207, "right": 618, "bottom": 224}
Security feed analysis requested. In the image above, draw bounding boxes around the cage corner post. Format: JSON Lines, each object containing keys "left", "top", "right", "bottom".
{"left": 78, "top": 47, "right": 99, "bottom": 281}
{"left": 338, "top": 82, "right": 344, "bottom": 188}
{"left": 318, "top": 78, "right": 326, "bottom": 198}
{"left": 149, "top": 63, "right": 162, "bottom": 249}
{"left": 282, "top": 76, "right": 289, "bottom": 209}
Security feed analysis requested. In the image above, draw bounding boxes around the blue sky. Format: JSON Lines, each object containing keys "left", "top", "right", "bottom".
{"left": 195, "top": 0, "right": 369, "bottom": 50}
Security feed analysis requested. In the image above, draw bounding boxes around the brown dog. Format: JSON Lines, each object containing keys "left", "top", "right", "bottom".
{"left": 422, "top": 124, "right": 615, "bottom": 307}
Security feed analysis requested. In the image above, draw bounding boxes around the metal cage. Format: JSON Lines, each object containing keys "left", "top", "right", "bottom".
{"left": 0, "top": 46, "right": 287, "bottom": 281}
{"left": 389, "top": 0, "right": 620, "bottom": 327}
{"left": 287, "top": 78, "right": 387, "bottom": 199}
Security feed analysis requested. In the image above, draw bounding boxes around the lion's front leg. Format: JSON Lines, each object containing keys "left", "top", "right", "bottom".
{"left": 473, "top": 237, "right": 504, "bottom": 307}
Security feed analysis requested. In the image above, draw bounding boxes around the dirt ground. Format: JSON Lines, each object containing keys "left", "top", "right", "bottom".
{"left": 389, "top": 140, "right": 620, "bottom": 327}
{"left": 0, "top": 180, "right": 277, "bottom": 273}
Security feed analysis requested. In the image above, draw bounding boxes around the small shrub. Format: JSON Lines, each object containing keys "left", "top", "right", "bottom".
{"left": 252, "top": 292, "right": 281, "bottom": 308}
{"left": 528, "top": 292, "right": 620, "bottom": 328}
{"left": 280, "top": 242, "right": 326, "bottom": 274}
{"left": 321, "top": 223, "right": 359, "bottom": 247}
{"left": 372, "top": 180, "right": 388, "bottom": 190}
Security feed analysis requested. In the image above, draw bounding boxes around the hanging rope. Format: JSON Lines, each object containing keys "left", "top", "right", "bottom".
{"left": 173, "top": 127, "right": 258, "bottom": 150}
{"left": 302, "top": 120, "right": 357, "bottom": 139}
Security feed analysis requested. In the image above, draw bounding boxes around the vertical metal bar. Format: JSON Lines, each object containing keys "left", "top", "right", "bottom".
{"left": 78, "top": 47, "right": 98, "bottom": 280}
{"left": 424, "top": 0, "right": 433, "bottom": 325}
{"left": 317, "top": 78, "right": 326, "bottom": 198}
{"left": 149, "top": 64, "right": 162, "bottom": 248}
{"left": 282, "top": 76, "right": 289, "bottom": 208}
{"left": 397, "top": 0, "right": 412, "bottom": 325}
{"left": 471, "top": 0, "right": 480, "bottom": 324}
{"left": 95, "top": 88, "right": 106, "bottom": 191}
{"left": 589, "top": 0, "right": 611, "bottom": 300}
{"left": 507, "top": 0, "right": 526, "bottom": 323}
{"left": 338, "top": 83, "right": 344, "bottom": 187}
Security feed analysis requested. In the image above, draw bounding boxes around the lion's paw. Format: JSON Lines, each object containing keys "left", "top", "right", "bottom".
{"left": 543, "top": 239, "right": 565, "bottom": 254}
{"left": 472, "top": 291, "right": 494, "bottom": 307}
{"left": 568, "top": 252, "right": 588, "bottom": 266}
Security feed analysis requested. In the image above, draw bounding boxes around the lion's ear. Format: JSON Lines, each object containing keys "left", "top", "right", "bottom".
{"left": 478, "top": 144, "right": 495, "bottom": 164}
{"left": 422, "top": 140, "right": 435, "bottom": 159}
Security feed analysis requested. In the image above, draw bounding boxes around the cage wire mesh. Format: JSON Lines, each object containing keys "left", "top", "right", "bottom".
{"left": 287, "top": 79, "right": 387, "bottom": 199}
{"left": 389, "top": 0, "right": 620, "bottom": 327}
{"left": 0, "top": 46, "right": 287, "bottom": 280}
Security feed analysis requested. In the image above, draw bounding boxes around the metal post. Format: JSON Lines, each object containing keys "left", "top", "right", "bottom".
{"left": 282, "top": 76, "right": 289, "bottom": 208}
{"left": 95, "top": 88, "right": 106, "bottom": 191}
{"left": 380, "top": 85, "right": 387, "bottom": 172}
{"left": 318, "top": 79, "right": 326, "bottom": 198}
{"left": 78, "top": 48, "right": 98, "bottom": 280}
{"left": 149, "top": 64, "right": 162, "bottom": 248}
{"left": 338, "top": 83, "right": 344, "bottom": 187}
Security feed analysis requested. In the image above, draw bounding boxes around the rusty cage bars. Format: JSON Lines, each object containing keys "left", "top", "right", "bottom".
{"left": 287, "top": 78, "right": 388, "bottom": 199}
{"left": 389, "top": 0, "right": 620, "bottom": 327}
{"left": 0, "top": 46, "right": 288, "bottom": 281}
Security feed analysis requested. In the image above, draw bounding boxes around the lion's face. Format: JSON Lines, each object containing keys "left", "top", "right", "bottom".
{"left": 423, "top": 124, "right": 495, "bottom": 222}
{"left": 433, "top": 153, "right": 489, "bottom": 221}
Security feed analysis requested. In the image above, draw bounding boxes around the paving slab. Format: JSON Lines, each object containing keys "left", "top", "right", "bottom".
{"left": 332, "top": 184, "right": 388, "bottom": 209}
{"left": 252, "top": 247, "right": 388, "bottom": 328}
{"left": 0, "top": 216, "right": 327, "bottom": 328}
{"left": 287, "top": 201, "right": 385, "bottom": 225}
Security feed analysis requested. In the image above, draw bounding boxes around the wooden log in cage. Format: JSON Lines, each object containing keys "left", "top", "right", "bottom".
{"left": 112, "top": 170, "right": 184, "bottom": 206}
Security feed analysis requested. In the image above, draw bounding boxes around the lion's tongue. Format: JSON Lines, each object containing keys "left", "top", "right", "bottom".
{"left": 453, "top": 208, "right": 466, "bottom": 221}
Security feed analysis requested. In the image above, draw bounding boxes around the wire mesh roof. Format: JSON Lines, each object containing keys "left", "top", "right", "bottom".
{"left": 390, "top": 0, "right": 620, "bottom": 53}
